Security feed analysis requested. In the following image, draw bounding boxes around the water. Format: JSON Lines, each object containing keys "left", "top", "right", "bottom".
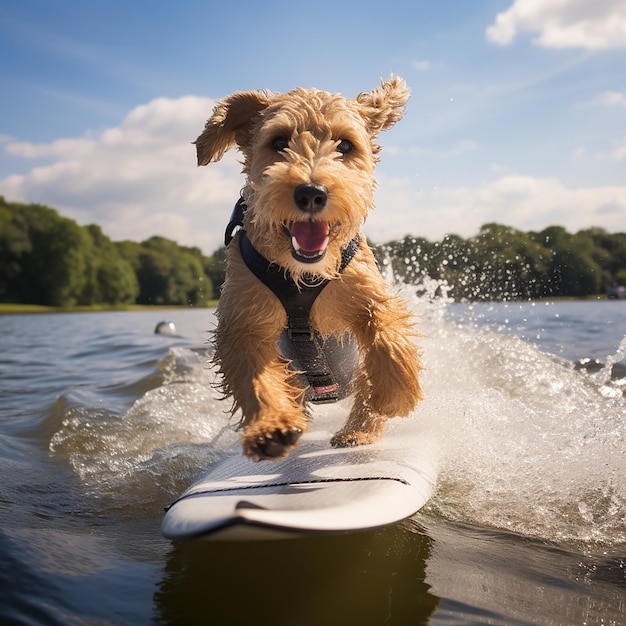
{"left": 0, "top": 297, "right": 624, "bottom": 625}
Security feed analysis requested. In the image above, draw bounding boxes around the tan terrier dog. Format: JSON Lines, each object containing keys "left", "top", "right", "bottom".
{"left": 196, "top": 76, "right": 423, "bottom": 461}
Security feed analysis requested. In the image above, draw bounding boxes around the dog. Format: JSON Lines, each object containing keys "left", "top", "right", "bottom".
{"left": 196, "top": 76, "right": 423, "bottom": 461}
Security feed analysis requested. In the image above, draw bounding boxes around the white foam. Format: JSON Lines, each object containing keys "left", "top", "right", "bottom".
{"left": 406, "top": 286, "right": 626, "bottom": 547}
{"left": 49, "top": 346, "right": 239, "bottom": 510}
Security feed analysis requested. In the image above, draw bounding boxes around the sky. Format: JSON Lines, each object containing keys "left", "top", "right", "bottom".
{"left": 1, "top": 0, "right": 625, "bottom": 254}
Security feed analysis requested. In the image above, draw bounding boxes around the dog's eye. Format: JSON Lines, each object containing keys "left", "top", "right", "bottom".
{"left": 272, "top": 136, "right": 290, "bottom": 152}
{"left": 336, "top": 139, "right": 353, "bottom": 154}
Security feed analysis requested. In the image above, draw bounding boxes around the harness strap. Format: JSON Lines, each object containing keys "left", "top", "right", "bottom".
{"left": 231, "top": 199, "right": 359, "bottom": 404}
{"left": 224, "top": 198, "right": 247, "bottom": 246}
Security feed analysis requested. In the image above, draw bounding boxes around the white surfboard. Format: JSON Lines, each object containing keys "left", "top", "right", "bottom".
{"left": 161, "top": 415, "right": 438, "bottom": 541}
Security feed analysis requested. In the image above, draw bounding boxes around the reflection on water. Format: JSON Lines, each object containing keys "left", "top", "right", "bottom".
{"left": 421, "top": 518, "right": 625, "bottom": 625}
{"left": 155, "top": 526, "right": 438, "bottom": 626}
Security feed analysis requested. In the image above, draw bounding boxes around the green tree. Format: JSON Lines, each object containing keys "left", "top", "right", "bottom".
{"left": 376, "top": 235, "right": 434, "bottom": 286}
{"left": 0, "top": 199, "right": 141, "bottom": 306}
{"left": 581, "top": 227, "right": 626, "bottom": 290}
{"left": 468, "top": 223, "right": 551, "bottom": 300}
{"left": 534, "top": 226, "right": 602, "bottom": 297}
{"left": 83, "top": 224, "right": 138, "bottom": 305}
{"left": 0, "top": 201, "right": 91, "bottom": 306}
{"left": 0, "top": 199, "right": 32, "bottom": 302}
{"left": 118, "top": 236, "right": 212, "bottom": 305}
{"left": 204, "top": 246, "right": 226, "bottom": 299}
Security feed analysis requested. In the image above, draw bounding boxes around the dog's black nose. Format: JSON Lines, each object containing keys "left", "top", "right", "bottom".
{"left": 294, "top": 184, "right": 328, "bottom": 213}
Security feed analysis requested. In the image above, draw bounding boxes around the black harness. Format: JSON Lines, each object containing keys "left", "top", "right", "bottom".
{"left": 224, "top": 199, "right": 359, "bottom": 403}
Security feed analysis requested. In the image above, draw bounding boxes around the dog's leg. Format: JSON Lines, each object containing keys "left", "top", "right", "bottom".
{"left": 216, "top": 329, "right": 309, "bottom": 460}
{"left": 360, "top": 316, "right": 423, "bottom": 417}
{"left": 330, "top": 369, "right": 386, "bottom": 447}
{"left": 330, "top": 284, "right": 423, "bottom": 447}
{"left": 214, "top": 262, "right": 309, "bottom": 460}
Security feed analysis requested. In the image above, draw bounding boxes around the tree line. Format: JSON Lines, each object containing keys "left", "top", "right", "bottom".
{"left": 0, "top": 198, "right": 224, "bottom": 307}
{"left": 377, "top": 222, "right": 626, "bottom": 300}
{"left": 1, "top": 198, "right": 625, "bottom": 307}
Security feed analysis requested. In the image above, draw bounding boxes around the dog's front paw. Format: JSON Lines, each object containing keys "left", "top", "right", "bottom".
{"left": 243, "top": 427, "right": 303, "bottom": 461}
{"left": 330, "top": 430, "right": 380, "bottom": 448}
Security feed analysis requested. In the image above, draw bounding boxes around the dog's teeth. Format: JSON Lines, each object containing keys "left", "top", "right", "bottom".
{"left": 291, "top": 236, "right": 329, "bottom": 254}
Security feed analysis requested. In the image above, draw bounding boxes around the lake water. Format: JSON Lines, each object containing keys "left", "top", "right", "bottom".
{"left": 0, "top": 293, "right": 624, "bottom": 625}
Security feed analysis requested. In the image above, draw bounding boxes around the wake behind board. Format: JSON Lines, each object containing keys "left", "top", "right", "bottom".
{"left": 161, "top": 415, "right": 438, "bottom": 541}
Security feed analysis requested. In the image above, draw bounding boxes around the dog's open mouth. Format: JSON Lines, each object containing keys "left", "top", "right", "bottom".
{"left": 286, "top": 221, "right": 330, "bottom": 263}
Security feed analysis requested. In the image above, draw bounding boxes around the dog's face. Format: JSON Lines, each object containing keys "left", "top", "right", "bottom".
{"left": 196, "top": 77, "right": 410, "bottom": 280}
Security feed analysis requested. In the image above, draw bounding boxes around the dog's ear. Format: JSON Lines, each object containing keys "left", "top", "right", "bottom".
{"left": 355, "top": 75, "right": 410, "bottom": 135}
{"left": 195, "top": 91, "right": 272, "bottom": 165}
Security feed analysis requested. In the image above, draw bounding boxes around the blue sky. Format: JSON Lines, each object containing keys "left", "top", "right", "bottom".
{"left": 1, "top": 0, "right": 625, "bottom": 253}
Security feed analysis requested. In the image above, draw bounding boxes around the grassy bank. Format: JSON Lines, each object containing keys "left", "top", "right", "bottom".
{"left": 2, "top": 296, "right": 616, "bottom": 315}
{"left": 0, "top": 302, "right": 219, "bottom": 315}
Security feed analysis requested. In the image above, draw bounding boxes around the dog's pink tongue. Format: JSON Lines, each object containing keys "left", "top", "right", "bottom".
{"left": 291, "top": 221, "right": 330, "bottom": 253}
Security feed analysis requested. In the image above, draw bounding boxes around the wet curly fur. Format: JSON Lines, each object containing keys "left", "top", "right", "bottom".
{"left": 197, "top": 76, "right": 423, "bottom": 460}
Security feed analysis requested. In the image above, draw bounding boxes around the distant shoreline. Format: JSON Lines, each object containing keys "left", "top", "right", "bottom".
{"left": 0, "top": 302, "right": 219, "bottom": 315}
{"left": 2, "top": 296, "right": 620, "bottom": 315}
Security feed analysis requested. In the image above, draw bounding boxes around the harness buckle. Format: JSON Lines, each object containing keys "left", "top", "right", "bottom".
{"left": 287, "top": 328, "right": 315, "bottom": 341}
{"left": 224, "top": 198, "right": 247, "bottom": 246}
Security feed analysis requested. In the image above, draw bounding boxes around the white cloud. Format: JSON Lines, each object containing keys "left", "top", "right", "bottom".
{"left": 613, "top": 138, "right": 626, "bottom": 160}
{"left": 486, "top": 0, "right": 626, "bottom": 49}
{"left": 597, "top": 90, "right": 626, "bottom": 107}
{"left": 411, "top": 59, "right": 431, "bottom": 71}
{"left": 0, "top": 96, "right": 243, "bottom": 253}
{"left": 6, "top": 137, "right": 97, "bottom": 158}
{"left": 367, "top": 174, "right": 626, "bottom": 243}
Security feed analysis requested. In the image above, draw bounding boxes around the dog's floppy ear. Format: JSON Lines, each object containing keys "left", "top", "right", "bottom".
{"left": 355, "top": 75, "right": 410, "bottom": 135}
{"left": 195, "top": 90, "right": 272, "bottom": 165}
